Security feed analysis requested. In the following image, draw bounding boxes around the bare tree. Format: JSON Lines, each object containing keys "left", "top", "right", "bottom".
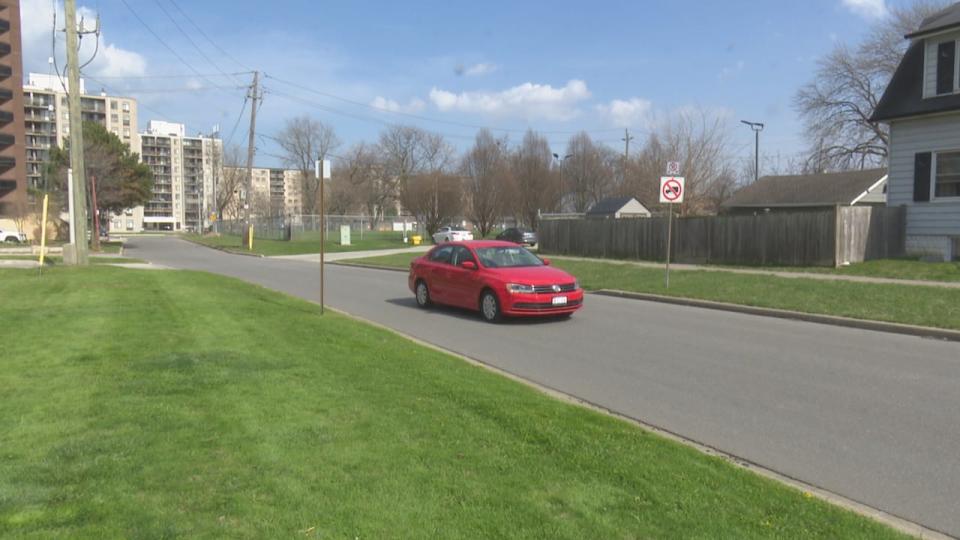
{"left": 622, "top": 109, "right": 735, "bottom": 215}
{"left": 564, "top": 131, "right": 616, "bottom": 212}
{"left": 402, "top": 172, "right": 464, "bottom": 237}
{"left": 380, "top": 125, "right": 456, "bottom": 232}
{"left": 795, "top": 1, "right": 947, "bottom": 170}
{"left": 277, "top": 116, "right": 341, "bottom": 214}
{"left": 217, "top": 146, "right": 247, "bottom": 223}
{"left": 510, "top": 130, "right": 554, "bottom": 228}
{"left": 462, "top": 129, "right": 508, "bottom": 238}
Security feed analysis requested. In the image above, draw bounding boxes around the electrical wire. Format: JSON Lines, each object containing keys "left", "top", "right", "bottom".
{"left": 117, "top": 0, "right": 240, "bottom": 97}
{"left": 151, "top": 0, "right": 244, "bottom": 85}
{"left": 167, "top": 0, "right": 253, "bottom": 73}
{"left": 89, "top": 72, "right": 252, "bottom": 80}
{"left": 263, "top": 73, "right": 644, "bottom": 137}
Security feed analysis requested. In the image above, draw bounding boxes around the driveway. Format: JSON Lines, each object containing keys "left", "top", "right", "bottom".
{"left": 128, "top": 236, "right": 960, "bottom": 537}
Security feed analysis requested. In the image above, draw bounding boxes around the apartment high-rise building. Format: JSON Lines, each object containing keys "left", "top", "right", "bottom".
{"left": 0, "top": 0, "right": 27, "bottom": 215}
{"left": 225, "top": 166, "right": 303, "bottom": 218}
{"left": 23, "top": 73, "right": 138, "bottom": 190}
{"left": 129, "top": 120, "right": 222, "bottom": 233}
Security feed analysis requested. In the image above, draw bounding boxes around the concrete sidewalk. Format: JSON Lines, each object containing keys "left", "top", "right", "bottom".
{"left": 552, "top": 255, "right": 960, "bottom": 289}
{"left": 271, "top": 245, "right": 430, "bottom": 263}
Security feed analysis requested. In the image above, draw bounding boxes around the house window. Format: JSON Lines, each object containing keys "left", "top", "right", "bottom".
{"left": 937, "top": 41, "right": 956, "bottom": 95}
{"left": 935, "top": 151, "right": 960, "bottom": 198}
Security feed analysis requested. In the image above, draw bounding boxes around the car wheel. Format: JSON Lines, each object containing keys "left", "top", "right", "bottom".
{"left": 4, "top": 236, "right": 19, "bottom": 243}
{"left": 415, "top": 280, "right": 432, "bottom": 308}
{"left": 480, "top": 290, "right": 502, "bottom": 323}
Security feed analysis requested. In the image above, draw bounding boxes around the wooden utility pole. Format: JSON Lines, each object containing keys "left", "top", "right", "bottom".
{"left": 64, "top": 0, "right": 89, "bottom": 265}
{"left": 243, "top": 71, "right": 260, "bottom": 244}
{"left": 622, "top": 128, "right": 634, "bottom": 185}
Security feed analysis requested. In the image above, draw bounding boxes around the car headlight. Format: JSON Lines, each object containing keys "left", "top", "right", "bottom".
{"left": 506, "top": 283, "right": 535, "bottom": 294}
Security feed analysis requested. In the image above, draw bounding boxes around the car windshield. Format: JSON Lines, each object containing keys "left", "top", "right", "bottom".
{"left": 475, "top": 246, "right": 543, "bottom": 268}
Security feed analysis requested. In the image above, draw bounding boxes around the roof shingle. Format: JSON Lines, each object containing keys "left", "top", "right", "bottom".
{"left": 722, "top": 169, "right": 887, "bottom": 208}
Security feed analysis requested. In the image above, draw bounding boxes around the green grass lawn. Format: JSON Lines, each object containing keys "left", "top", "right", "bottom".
{"left": 0, "top": 267, "right": 904, "bottom": 539}
{"left": 725, "top": 258, "right": 960, "bottom": 283}
{"left": 185, "top": 230, "right": 411, "bottom": 256}
{"left": 0, "top": 255, "right": 144, "bottom": 265}
{"left": 342, "top": 253, "right": 960, "bottom": 331}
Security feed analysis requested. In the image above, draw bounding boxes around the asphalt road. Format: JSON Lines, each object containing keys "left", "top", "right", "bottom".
{"left": 129, "top": 236, "right": 960, "bottom": 537}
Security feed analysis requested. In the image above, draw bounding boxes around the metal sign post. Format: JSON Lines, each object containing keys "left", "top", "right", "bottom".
{"left": 659, "top": 175, "right": 685, "bottom": 288}
{"left": 316, "top": 158, "right": 331, "bottom": 314}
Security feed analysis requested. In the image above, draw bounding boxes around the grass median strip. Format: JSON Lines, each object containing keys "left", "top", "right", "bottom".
{"left": 343, "top": 252, "right": 960, "bottom": 331}
{"left": 185, "top": 231, "right": 409, "bottom": 256}
{"left": 0, "top": 267, "right": 904, "bottom": 538}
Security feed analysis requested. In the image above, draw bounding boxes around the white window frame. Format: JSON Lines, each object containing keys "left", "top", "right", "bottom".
{"left": 931, "top": 150, "right": 960, "bottom": 201}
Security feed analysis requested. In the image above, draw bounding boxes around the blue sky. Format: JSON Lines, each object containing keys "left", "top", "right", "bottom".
{"left": 21, "top": 0, "right": 904, "bottom": 168}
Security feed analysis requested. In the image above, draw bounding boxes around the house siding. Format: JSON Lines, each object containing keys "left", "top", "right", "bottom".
{"left": 889, "top": 114, "right": 960, "bottom": 232}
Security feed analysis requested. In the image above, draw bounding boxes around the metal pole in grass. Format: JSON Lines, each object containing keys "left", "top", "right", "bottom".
{"left": 315, "top": 158, "right": 329, "bottom": 314}
{"left": 38, "top": 194, "right": 49, "bottom": 274}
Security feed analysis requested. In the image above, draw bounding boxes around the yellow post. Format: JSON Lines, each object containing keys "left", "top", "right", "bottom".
{"left": 38, "top": 194, "right": 49, "bottom": 269}
{"left": 247, "top": 224, "right": 254, "bottom": 250}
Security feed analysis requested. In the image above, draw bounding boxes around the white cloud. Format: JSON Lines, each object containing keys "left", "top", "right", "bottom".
{"left": 370, "top": 96, "right": 426, "bottom": 114}
{"left": 841, "top": 0, "right": 888, "bottom": 19}
{"left": 91, "top": 44, "right": 147, "bottom": 78}
{"left": 595, "top": 98, "right": 652, "bottom": 127}
{"left": 464, "top": 62, "right": 497, "bottom": 76}
{"left": 429, "top": 79, "right": 591, "bottom": 121}
{"left": 20, "top": 0, "right": 146, "bottom": 78}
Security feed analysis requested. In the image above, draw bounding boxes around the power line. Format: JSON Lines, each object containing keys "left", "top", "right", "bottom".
{"left": 262, "top": 73, "right": 643, "bottom": 137}
{"left": 151, "top": 0, "right": 243, "bottom": 85}
{"left": 117, "top": 0, "right": 239, "bottom": 96}
{"left": 263, "top": 86, "right": 622, "bottom": 147}
{"left": 89, "top": 72, "right": 251, "bottom": 80}
{"left": 223, "top": 95, "right": 248, "bottom": 149}
{"left": 167, "top": 0, "right": 253, "bottom": 72}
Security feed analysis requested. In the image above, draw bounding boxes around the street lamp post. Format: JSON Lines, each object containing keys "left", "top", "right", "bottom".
{"left": 552, "top": 153, "right": 572, "bottom": 212}
{"left": 740, "top": 120, "right": 764, "bottom": 183}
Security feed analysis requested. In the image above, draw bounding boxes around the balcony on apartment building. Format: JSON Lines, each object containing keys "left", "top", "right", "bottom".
{"left": 0, "top": 133, "right": 13, "bottom": 149}
{"left": 0, "top": 88, "right": 12, "bottom": 104}
{"left": 0, "top": 155, "right": 16, "bottom": 174}
{"left": 0, "top": 42, "right": 10, "bottom": 58}
{"left": 0, "top": 65, "right": 13, "bottom": 81}
{"left": 0, "top": 18, "right": 9, "bottom": 35}
{"left": 0, "top": 110, "right": 13, "bottom": 126}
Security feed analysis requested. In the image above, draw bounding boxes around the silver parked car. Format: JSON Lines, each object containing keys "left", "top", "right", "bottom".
{"left": 495, "top": 227, "right": 537, "bottom": 246}
{"left": 432, "top": 225, "right": 474, "bottom": 244}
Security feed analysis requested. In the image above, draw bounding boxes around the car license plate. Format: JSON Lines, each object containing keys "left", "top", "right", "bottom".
{"left": 552, "top": 296, "right": 568, "bottom": 306}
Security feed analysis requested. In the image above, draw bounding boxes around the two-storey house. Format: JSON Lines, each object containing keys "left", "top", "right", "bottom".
{"left": 872, "top": 2, "right": 960, "bottom": 261}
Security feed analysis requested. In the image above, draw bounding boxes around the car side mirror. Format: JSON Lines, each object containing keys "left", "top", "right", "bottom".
{"left": 541, "top": 258, "right": 551, "bottom": 266}
{"left": 461, "top": 261, "right": 478, "bottom": 270}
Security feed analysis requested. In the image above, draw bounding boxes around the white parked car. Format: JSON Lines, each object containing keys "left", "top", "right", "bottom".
{"left": 0, "top": 228, "right": 27, "bottom": 243}
{"left": 432, "top": 226, "right": 473, "bottom": 244}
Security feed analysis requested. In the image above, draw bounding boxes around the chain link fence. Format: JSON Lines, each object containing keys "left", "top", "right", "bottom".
{"left": 216, "top": 215, "right": 420, "bottom": 241}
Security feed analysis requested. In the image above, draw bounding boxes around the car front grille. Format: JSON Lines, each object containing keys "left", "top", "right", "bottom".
{"left": 532, "top": 283, "right": 577, "bottom": 294}
{"left": 514, "top": 299, "right": 582, "bottom": 310}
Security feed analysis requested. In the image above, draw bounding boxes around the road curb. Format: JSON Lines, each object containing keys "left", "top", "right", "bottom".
{"left": 594, "top": 289, "right": 960, "bottom": 342}
{"left": 323, "top": 303, "right": 952, "bottom": 540}
{"left": 179, "top": 236, "right": 265, "bottom": 258}
{"left": 330, "top": 261, "right": 407, "bottom": 272}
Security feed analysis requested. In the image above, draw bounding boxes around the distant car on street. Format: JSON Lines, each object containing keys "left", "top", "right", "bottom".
{"left": 408, "top": 240, "right": 583, "bottom": 322}
{"left": 496, "top": 227, "right": 537, "bottom": 246}
{"left": 0, "top": 228, "right": 27, "bottom": 243}
{"left": 432, "top": 225, "right": 473, "bottom": 244}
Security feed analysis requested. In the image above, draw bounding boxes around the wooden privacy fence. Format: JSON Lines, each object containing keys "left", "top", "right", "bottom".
{"left": 538, "top": 206, "right": 906, "bottom": 267}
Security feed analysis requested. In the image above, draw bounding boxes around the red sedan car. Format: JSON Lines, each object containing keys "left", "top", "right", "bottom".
{"left": 408, "top": 240, "right": 584, "bottom": 322}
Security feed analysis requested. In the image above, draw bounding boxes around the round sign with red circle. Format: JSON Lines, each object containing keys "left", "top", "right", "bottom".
{"left": 659, "top": 176, "right": 685, "bottom": 203}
